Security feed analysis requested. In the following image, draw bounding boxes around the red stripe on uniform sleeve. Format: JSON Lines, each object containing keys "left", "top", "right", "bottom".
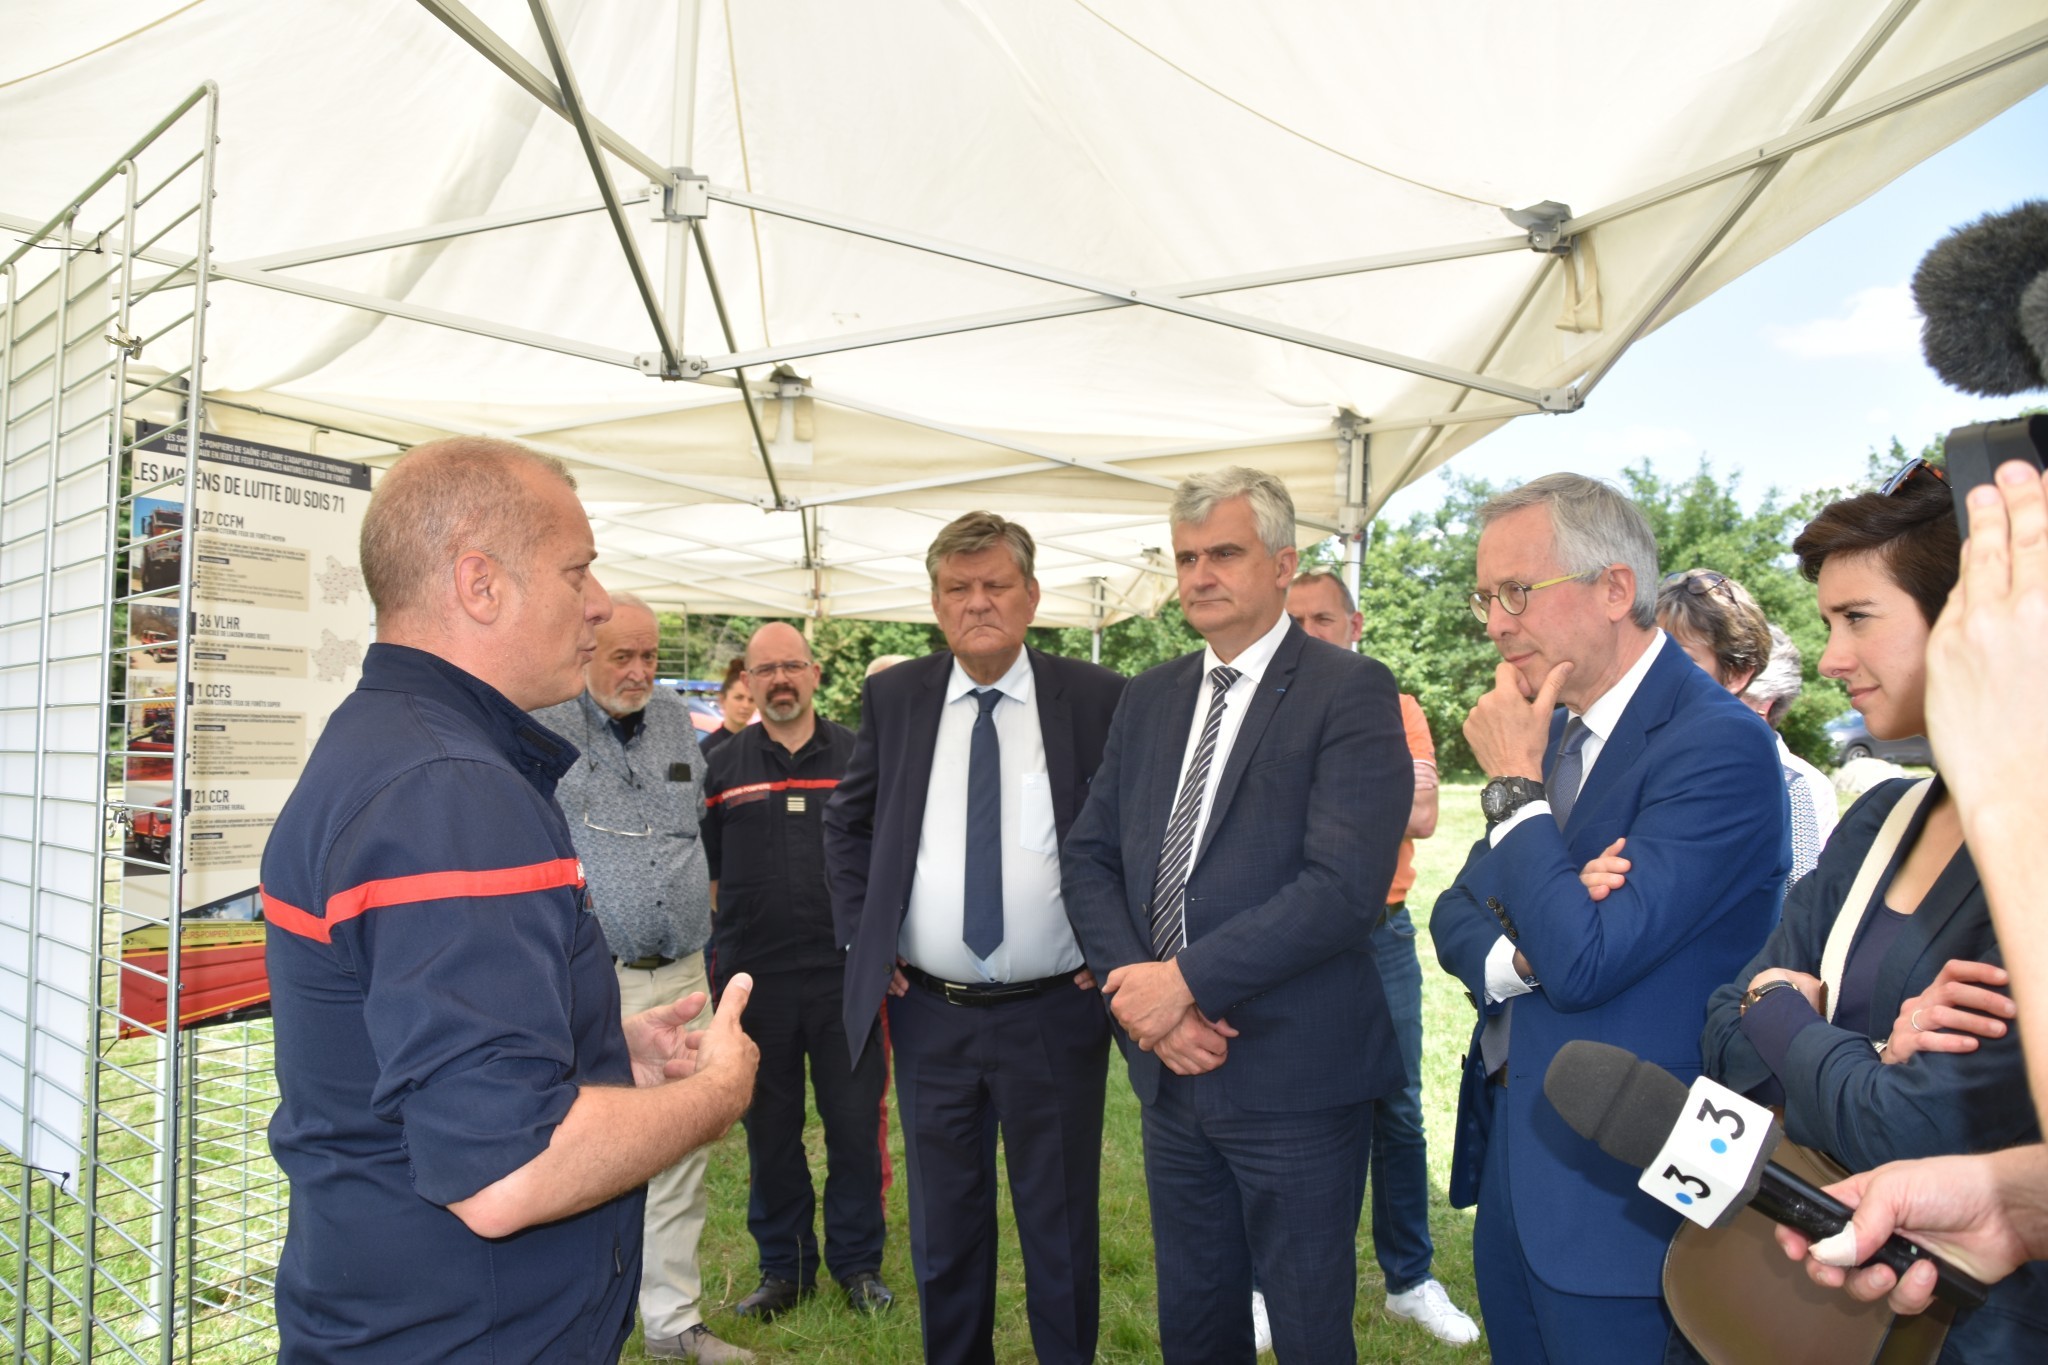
{"left": 261, "top": 858, "right": 585, "bottom": 943}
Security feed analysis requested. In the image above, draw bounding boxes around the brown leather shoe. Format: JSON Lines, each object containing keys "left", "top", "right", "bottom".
{"left": 733, "top": 1275, "right": 813, "bottom": 1322}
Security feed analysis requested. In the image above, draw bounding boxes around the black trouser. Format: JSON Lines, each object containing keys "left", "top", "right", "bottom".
{"left": 889, "top": 974, "right": 1111, "bottom": 1365}
{"left": 738, "top": 965, "right": 887, "bottom": 1284}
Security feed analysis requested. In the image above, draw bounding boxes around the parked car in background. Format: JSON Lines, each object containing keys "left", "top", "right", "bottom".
{"left": 1824, "top": 711, "right": 1933, "bottom": 767}
{"left": 662, "top": 679, "right": 726, "bottom": 737}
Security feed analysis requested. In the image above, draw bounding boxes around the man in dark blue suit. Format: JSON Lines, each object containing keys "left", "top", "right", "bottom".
{"left": 1063, "top": 467, "right": 1412, "bottom": 1363}
{"left": 1431, "top": 473, "right": 1787, "bottom": 1362}
{"left": 823, "top": 512, "right": 1124, "bottom": 1365}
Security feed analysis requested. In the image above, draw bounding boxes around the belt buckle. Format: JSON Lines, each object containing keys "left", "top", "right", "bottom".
{"left": 941, "top": 980, "right": 977, "bottom": 1007}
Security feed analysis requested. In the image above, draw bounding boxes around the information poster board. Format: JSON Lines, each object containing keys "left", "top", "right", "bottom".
{"left": 119, "top": 424, "right": 372, "bottom": 1035}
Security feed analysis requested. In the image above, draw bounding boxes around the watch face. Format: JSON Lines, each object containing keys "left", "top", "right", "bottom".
{"left": 1482, "top": 777, "right": 1541, "bottom": 823}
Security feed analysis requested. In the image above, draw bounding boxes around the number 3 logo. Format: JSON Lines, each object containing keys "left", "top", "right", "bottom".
{"left": 1661, "top": 1164, "right": 1712, "bottom": 1206}
{"left": 1695, "top": 1097, "right": 1747, "bottom": 1154}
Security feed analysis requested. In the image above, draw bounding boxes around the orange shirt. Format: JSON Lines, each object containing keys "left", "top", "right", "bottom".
{"left": 1387, "top": 694, "right": 1437, "bottom": 905}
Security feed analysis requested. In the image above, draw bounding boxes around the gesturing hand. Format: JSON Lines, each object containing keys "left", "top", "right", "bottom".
{"left": 1882, "top": 959, "right": 2013, "bottom": 1064}
{"left": 1464, "top": 660, "right": 1572, "bottom": 781}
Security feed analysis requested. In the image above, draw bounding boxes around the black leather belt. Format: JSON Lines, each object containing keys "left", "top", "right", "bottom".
{"left": 1377, "top": 899, "right": 1406, "bottom": 930}
{"left": 901, "top": 963, "right": 1068, "bottom": 1007}
{"left": 615, "top": 954, "right": 677, "bottom": 971}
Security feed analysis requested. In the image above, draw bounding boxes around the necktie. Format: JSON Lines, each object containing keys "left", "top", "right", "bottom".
{"left": 1481, "top": 715, "right": 1592, "bottom": 1077}
{"left": 962, "top": 688, "right": 1005, "bottom": 959}
{"left": 1784, "top": 766, "right": 1820, "bottom": 891}
{"left": 1547, "top": 717, "right": 1591, "bottom": 828}
{"left": 1150, "top": 665, "right": 1240, "bottom": 959}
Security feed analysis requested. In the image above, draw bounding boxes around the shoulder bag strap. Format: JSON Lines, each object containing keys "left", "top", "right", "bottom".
{"left": 1818, "top": 778, "right": 1933, "bottom": 1023}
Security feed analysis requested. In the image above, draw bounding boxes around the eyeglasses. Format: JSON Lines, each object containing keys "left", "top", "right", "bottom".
{"left": 582, "top": 810, "right": 653, "bottom": 838}
{"left": 1468, "top": 571, "right": 1592, "bottom": 622}
{"left": 1878, "top": 457, "right": 1947, "bottom": 497}
{"left": 746, "top": 660, "right": 814, "bottom": 681}
{"left": 1661, "top": 569, "right": 1737, "bottom": 604}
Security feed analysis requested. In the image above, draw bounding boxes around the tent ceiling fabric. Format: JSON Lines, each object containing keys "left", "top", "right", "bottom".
{"left": 3, "top": 1, "right": 2045, "bottom": 626}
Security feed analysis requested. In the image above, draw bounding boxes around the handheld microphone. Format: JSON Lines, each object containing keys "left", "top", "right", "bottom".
{"left": 1544, "top": 1041, "right": 1990, "bottom": 1312}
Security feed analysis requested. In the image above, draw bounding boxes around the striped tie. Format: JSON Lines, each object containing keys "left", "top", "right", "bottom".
{"left": 1150, "top": 665, "right": 1240, "bottom": 959}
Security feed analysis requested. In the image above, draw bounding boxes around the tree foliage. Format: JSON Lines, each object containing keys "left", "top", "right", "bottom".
{"left": 653, "top": 440, "right": 1962, "bottom": 767}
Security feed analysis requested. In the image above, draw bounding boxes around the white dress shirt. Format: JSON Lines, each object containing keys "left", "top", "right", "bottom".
{"left": 1484, "top": 631, "right": 1668, "bottom": 1003}
{"left": 1167, "top": 610, "right": 1293, "bottom": 866}
{"left": 899, "top": 649, "right": 1082, "bottom": 983}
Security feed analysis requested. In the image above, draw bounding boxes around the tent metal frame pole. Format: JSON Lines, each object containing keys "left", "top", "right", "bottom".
{"left": 1563, "top": 14, "right": 2048, "bottom": 238}
{"left": 788, "top": 428, "right": 1344, "bottom": 509}
{"left": 525, "top": 0, "right": 688, "bottom": 379}
{"left": 270, "top": 390, "right": 775, "bottom": 505}
{"left": 795, "top": 389, "right": 1344, "bottom": 534}
{"left": 799, "top": 387, "right": 1183, "bottom": 493}
{"left": 664, "top": 0, "right": 701, "bottom": 348}
{"left": 179, "top": 193, "right": 632, "bottom": 276}
{"left": 416, "top": 0, "right": 676, "bottom": 186}
{"left": 0, "top": 207, "right": 651, "bottom": 370}
{"left": 688, "top": 220, "right": 785, "bottom": 503}
{"left": 1379, "top": 258, "right": 1561, "bottom": 505}
{"left": 695, "top": 235, "right": 1528, "bottom": 374}
{"left": 706, "top": 185, "right": 1568, "bottom": 409}
{"left": 1577, "top": 0, "right": 1924, "bottom": 401}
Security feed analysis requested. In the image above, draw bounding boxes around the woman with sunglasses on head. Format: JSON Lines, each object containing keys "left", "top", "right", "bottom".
{"left": 1680, "top": 467, "right": 2045, "bottom": 1361}
{"left": 1654, "top": 570, "right": 1838, "bottom": 891}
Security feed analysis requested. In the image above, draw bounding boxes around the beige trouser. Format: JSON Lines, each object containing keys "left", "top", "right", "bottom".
{"left": 615, "top": 951, "right": 715, "bottom": 1338}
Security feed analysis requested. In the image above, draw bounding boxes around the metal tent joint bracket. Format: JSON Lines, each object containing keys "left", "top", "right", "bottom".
{"left": 652, "top": 170, "right": 709, "bottom": 222}
{"left": 636, "top": 352, "right": 709, "bottom": 380}
{"left": 1503, "top": 200, "right": 1576, "bottom": 255}
{"left": 1536, "top": 386, "right": 1582, "bottom": 413}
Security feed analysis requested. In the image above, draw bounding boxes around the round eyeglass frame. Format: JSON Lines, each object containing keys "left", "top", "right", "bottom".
{"left": 1468, "top": 571, "right": 1591, "bottom": 622}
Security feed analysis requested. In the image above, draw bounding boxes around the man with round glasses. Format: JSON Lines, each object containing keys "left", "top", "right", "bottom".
{"left": 535, "top": 594, "right": 743, "bottom": 1363}
{"left": 1431, "top": 473, "right": 1788, "bottom": 1362}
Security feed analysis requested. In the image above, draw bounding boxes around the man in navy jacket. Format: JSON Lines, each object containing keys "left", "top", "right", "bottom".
{"left": 824, "top": 512, "right": 1124, "bottom": 1365}
{"left": 264, "top": 438, "right": 758, "bottom": 1362}
{"left": 1431, "top": 473, "right": 1786, "bottom": 1363}
{"left": 1062, "top": 467, "right": 1411, "bottom": 1363}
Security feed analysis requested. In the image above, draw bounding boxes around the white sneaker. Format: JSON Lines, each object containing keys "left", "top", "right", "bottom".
{"left": 1250, "top": 1290, "right": 1273, "bottom": 1355}
{"left": 1385, "top": 1278, "right": 1480, "bottom": 1346}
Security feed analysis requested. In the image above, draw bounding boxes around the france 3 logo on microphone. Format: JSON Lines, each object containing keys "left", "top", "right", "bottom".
{"left": 1635, "top": 1077, "right": 1775, "bottom": 1229}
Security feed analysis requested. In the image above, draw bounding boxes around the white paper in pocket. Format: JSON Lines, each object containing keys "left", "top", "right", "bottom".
{"left": 1019, "top": 772, "right": 1058, "bottom": 854}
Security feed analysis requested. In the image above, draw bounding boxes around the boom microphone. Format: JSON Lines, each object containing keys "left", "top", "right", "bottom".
{"left": 1911, "top": 199, "right": 2048, "bottom": 396}
{"left": 1544, "top": 1041, "right": 1989, "bottom": 1311}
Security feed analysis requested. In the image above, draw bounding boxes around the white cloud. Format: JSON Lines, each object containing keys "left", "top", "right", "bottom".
{"left": 1766, "top": 283, "right": 1921, "bottom": 360}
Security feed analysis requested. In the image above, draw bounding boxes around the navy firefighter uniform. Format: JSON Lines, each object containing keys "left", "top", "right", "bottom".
{"left": 262, "top": 643, "right": 643, "bottom": 1364}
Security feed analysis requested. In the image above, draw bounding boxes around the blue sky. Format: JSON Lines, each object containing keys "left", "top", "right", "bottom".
{"left": 1378, "top": 86, "right": 2048, "bottom": 524}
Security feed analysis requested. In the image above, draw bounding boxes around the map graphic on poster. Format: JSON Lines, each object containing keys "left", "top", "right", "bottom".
{"left": 120, "top": 423, "right": 373, "bottom": 1035}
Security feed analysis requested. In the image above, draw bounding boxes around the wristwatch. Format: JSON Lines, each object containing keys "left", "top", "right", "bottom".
{"left": 1740, "top": 979, "right": 1797, "bottom": 1016}
{"left": 1480, "top": 776, "right": 1546, "bottom": 826}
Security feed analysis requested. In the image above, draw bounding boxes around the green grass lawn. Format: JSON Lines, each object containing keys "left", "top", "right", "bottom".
{"left": 638, "top": 789, "right": 1495, "bottom": 1363}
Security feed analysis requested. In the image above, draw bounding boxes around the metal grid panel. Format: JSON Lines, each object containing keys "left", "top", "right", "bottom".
{"left": 0, "top": 87, "right": 282, "bottom": 1365}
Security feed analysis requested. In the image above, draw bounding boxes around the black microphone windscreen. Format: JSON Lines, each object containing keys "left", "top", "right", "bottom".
{"left": 1913, "top": 200, "right": 2048, "bottom": 396}
{"left": 2022, "top": 272, "right": 2048, "bottom": 382}
{"left": 1543, "top": 1040, "right": 1690, "bottom": 1169}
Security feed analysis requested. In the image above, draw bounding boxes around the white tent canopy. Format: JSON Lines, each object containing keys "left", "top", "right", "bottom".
{"left": 4, "top": 0, "right": 2045, "bottom": 625}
